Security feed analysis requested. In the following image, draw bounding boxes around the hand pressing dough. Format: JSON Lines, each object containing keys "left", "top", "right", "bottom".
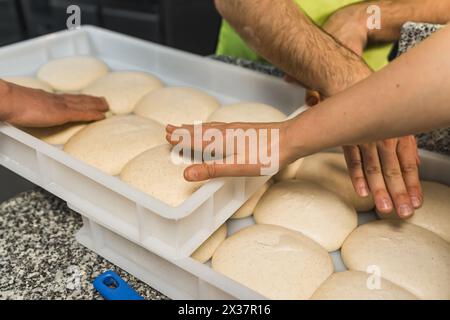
{"left": 378, "top": 181, "right": 450, "bottom": 242}
{"left": 212, "top": 224, "right": 334, "bottom": 300}
{"left": 231, "top": 180, "right": 273, "bottom": 219}
{"left": 207, "top": 103, "right": 286, "bottom": 122}
{"left": 2, "top": 76, "right": 53, "bottom": 92}
{"left": 310, "top": 271, "right": 417, "bottom": 300}
{"left": 341, "top": 220, "right": 450, "bottom": 300}
{"left": 22, "top": 123, "right": 86, "bottom": 145}
{"left": 274, "top": 158, "right": 304, "bottom": 182}
{"left": 120, "top": 144, "right": 204, "bottom": 207}
{"left": 37, "top": 56, "right": 108, "bottom": 92}
{"left": 82, "top": 71, "right": 163, "bottom": 115}
{"left": 254, "top": 180, "right": 357, "bottom": 251}
{"left": 191, "top": 224, "right": 227, "bottom": 263}
{"left": 134, "top": 87, "right": 220, "bottom": 126}
{"left": 64, "top": 115, "right": 166, "bottom": 175}
{"left": 295, "top": 152, "right": 375, "bottom": 212}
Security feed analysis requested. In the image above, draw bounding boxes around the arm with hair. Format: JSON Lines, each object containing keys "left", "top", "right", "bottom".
{"left": 214, "top": 0, "right": 371, "bottom": 96}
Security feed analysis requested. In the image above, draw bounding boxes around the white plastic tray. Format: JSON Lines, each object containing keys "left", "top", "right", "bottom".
{"left": 76, "top": 149, "right": 450, "bottom": 300}
{"left": 0, "top": 26, "right": 305, "bottom": 259}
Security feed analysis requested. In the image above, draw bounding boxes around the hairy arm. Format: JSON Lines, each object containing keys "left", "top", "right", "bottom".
{"left": 291, "top": 25, "right": 450, "bottom": 155}
{"left": 214, "top": 0, "right": 371, "bottom": 96}
{"left": 366, "top": 0, "right": 450, "bottom": 42}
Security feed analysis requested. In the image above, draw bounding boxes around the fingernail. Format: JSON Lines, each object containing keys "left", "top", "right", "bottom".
{"left": 378, "top": 198, "right": 392, "bottom": 212}
{"left": 410, "top": 196, "right": 421, "bottom": 208}
{"left": 399, "top": 204, "right": 414, "bottom": 218}
{"left": 166, "top": 124, "right": 175, "bottom": 131}
{"left": 357, "top": 184, "right": 369, "bottom": 197}
{"left": 184, "top": 168, "right": 197, "bottom": 181}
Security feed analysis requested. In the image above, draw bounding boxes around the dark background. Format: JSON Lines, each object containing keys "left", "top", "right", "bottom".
{"left": 0, "top": 0, "right": 222, "bottom": 55}
{"left": 0, "top": 0, "right": 223, "bottom": 201}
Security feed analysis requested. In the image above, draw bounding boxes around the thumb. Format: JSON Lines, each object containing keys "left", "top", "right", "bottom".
{"left": 183, "top": 162, "right": 263, "bottom": 181}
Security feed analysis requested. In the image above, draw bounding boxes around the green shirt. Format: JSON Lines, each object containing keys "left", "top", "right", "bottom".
{"left": 216, "top": 0, "right": 392, "bottom": 71}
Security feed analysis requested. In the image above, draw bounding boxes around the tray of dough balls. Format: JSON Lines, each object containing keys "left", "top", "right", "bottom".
{"left": 0, "top": 26, "right": 305, "bottom": 259}
{"left": 76, "top": 149, "right": 450, "bottom": 300}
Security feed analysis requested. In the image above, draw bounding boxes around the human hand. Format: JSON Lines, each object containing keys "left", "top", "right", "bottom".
{"left": 165, "top": 121, "right": 296, "bottom": 181}
{"left": 323, "top": 4, "right": 368, "bottom": 57}
{"left": 0, "top": 81, "right": 108, "bottom": 127}
{"left": 343, "top": 136, "right": 422, "bottom": 218}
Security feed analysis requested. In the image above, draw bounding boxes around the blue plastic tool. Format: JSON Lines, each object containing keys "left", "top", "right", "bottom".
{"left": 93, "top": 270, "right": 144, "bottom": 300}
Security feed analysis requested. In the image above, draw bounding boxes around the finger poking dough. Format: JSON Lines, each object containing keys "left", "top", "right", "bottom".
{"left": 37, "top": 56, "right": 108, "bottom": 92}
{"left": 311, "top": 271, "right": 417, "bottom": 300}
{"left": 378, "top": 181, "right": 450, "bottom": 242}
{"left": 64, "top": 115, "right": 166, "bottom": 175}
{"left": 134, "top": 87, "right": 220, "bottom": 126}
{"left": 254, "top": 180, "right": 357, "bottom": 251}
{"left": 82, "top": 71, "right": 163, "bottom": 115}
{"left": 2, "top": 76, "right": 53, "bottom": 92}
{"left": 341, "top": 220, "right": 450, "bottom": 300}
{"left": 212, "top": 224, "right": 334, "bottom": 300}
{"left": 120, "top": 144, "right": 204, "bottom": 207}
{"left": 295, "top": 152, "right": 375, "bottom": 212}
{"left": 230, "top": 180, "right": 273, "bottom": 219}
{"left": 191, "top": 224, "right": 227, "bottom": 263}
{"left": 207, "top": 103, "right": 286, "bottom": 123}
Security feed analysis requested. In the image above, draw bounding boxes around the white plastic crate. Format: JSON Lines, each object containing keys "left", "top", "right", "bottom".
{"left": 0, "top": 26, "right": 306, "bottom": 259}
{"left": 76, "top": 149, "right": 450, "bottom": 300}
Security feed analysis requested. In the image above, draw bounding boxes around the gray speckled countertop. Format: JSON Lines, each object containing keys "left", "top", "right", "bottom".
{"left": 1, "top": 23, "right": 448, "bottom": 300}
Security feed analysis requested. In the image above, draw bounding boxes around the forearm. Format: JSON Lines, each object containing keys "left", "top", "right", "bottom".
{"left": 365, "top": 0, "right": 450, "bottom": 42}
{"left": 215, "top": 0, "right": 371, "bottom": 96}
{"left": 0, "top": 80, "right": 12, "bottom": 121}
{"left": 290, "top": 25, "right": 450, "bottom": 156}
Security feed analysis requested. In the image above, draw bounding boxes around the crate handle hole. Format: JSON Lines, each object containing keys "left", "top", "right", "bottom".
{"left": 103, "top": 276, "right": 119, "bottom": 289}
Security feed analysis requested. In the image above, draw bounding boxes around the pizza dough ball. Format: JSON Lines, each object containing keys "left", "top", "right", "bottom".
{"left": 207, "top": 103, "right": 286, "bottom": 123}
{"left": 295, "top": 153, "right": 375, "bottom": 212}
{"left": 82, "top": 71, "right": 163, "bottom": 115}
{"left": 64, "top": 115, "right": 166, "bottom": 175}
{"left": 231, "top": 180, "right": 273, "bottom": 219}
{"left": 22, "top": 123, "right": 86, "bottom": 145}
{"left": 212, "top": 224, "right": 334, "bottom": 300}
{"left": 37, "top": 56, "right": 108, "bottom": 92}
{"left": 134, "top": 87, "right": 220, "bottom": 126}
{"left": 311, "top": 271, "right": 417, "bottom": 300}
{"left": 191, "top": 224, "right": 227, "bottom": 263}
{"left": 2, "top": 76, "right": 53, "bottom": 92}
{"left": 274, "top": 158, "right": 304, "bottom": 182}
{"left": 120, "top": 144, "right": 204, "bottom": 207}
{"left": 341, "top": 220, "right": 450, "bottom": 300}
{"left": 378, "top": 181, "right": 450, "bottom": 242}
{"left": 254, "top": 180, "right": 357, "bottom": 251}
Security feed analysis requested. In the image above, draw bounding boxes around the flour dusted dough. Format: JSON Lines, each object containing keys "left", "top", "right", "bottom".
{"left": 295, "top": 153, "right": 375, "bottom": 212}
{"left": 191, "top": 224, "right": 227, "bottom": 263}
{"left": 212, "top": 224, "right": 334, "bottom": 300}
{"left": 231, "top": 180, "right": 273, "bottom": 219}
{"left": 120, "top": 144, "right": 204, "bottom": 207}
{"left": 2, "top": 76, "right": 53, "bottom": 92}
{"left": 254, "top": 180, "right": 357, "bottom": 251}
{"left": 341, "top": 220, "right": 450, "bottom": 300}
{"left": 134, "top": 87, "right": 220, "bottom": 126}
{"left": 82, "top": 71, "right": 163, "bottom": 115}
{"left": 23, "top": 123, "right": 86, "bottom": 145}
{"left": 64, "top": 115, "right": 166, "bottom": 175}
{"left": 207, "top": 103, "right": 286, "bottom": 123}
{"left": 37, "top": 56, "right": 108, "bottom": 92}
{"left": 311, "top": 271, "right": 417, "bottom": 300}
{"left": 274, "top": 158, "right": 304, "bottom": 182}
{"left": 379, "top": 181, "right": 450, "bottom": 242}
